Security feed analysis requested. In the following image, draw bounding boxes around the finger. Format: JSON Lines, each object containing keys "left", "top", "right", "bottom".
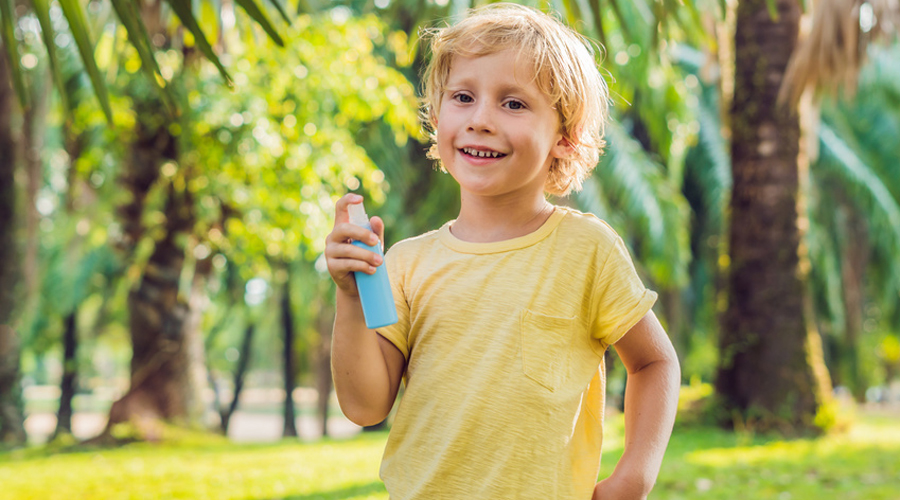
{"left": 333, "top": 193, "right": 364, "bottom": 227}
{"left": 369, "top": 216, "right": 386, "bottom": 248}
{"left": 326, "top": 241, "right": 383, "bottom": 267}
{"left": 329, "top": 256, "right": 379, "bottom": 276}
{"left": 327, "top": 222, "right": 379, "bottom": 247}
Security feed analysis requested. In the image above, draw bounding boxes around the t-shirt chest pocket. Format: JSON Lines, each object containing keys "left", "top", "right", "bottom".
{"left": 520, "top": 310, "right": 578, "bottom": 392}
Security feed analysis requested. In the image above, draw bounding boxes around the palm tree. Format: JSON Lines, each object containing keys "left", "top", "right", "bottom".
{"left": 715, "top": 0, "right": 832, "bottom": 434}
{"left": 0, "top": 0, "right": 291, "bottom": 442}
{"left": 717, "top": 0, "right": 898, "bottom": 433}
{"left": 0, "top": 49, "right": 27, "bottom": 447}
{"left": 806, "top": 43, "right": 900, "bottom": 399}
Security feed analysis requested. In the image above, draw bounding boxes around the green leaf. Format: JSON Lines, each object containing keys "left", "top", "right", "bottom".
{"left": 264, "top": 0, "right": 292, "bottom": 25}
{"left": 164, "top": 0, "right": 233, "bottom": 87}
{"left": 585, "top": 0, "right": 607, "bottom": 46}
{"left": 31, "top": 0, "right": 70, "bottom": 115}
{"left": 610, "top": 0, "right": 637, "bottom": 45}
{"left": 678, "top": 0, "right": 712, "bottom": 47}
{"left": 818, "top": 122, "right": 900, "bottom": 252}
{"left": 0, "top": 0, "right": 28, "bottom": 111}
{"left": 234, "top": 0, "right": 285, "bottom": 47}
{"left": 578, "top": 120, "right": 692, "bottom": 286}
{"left": 558, "top": 0, "right": 583, "bottom": 29}
{"left": 765, "top": 0, "right": 780, "bottom": 21}
{"left": 109, "top": 0, "right": 176, "bottom": 116}
{"left": 57, "top": 0, "right": 113, "bottom": 123}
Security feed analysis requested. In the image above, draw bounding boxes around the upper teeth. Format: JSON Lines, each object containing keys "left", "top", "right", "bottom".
{"left": 463, "top": 147, "right": 503, "bottom": 158}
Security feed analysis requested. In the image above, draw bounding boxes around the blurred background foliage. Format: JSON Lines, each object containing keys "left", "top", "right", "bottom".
{"left": 0, "top": 0, "right": 898, "bottom": 445}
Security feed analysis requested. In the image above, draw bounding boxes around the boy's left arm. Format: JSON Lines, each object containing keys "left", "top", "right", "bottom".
{"left": 593, "top": 310, "right": 680, "bottom": 500}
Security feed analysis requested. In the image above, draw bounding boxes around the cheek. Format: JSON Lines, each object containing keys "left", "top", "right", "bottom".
{"left": 435, "top": 127, "right": 455, "bottom": 158}
{"left": 435, "top": 113, "right": 459, "bottom": 144}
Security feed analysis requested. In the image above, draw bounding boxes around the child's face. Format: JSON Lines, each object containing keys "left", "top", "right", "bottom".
{"left": 436, "top": 49, "right": 571, "bottom": 201}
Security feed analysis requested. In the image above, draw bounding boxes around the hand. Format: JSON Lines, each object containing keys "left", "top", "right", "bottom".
{"left": 592, "top": 475, "right": 648, "bottom": 500}
{"left": 324, "top": 194, "right": 386, "bottom": 297}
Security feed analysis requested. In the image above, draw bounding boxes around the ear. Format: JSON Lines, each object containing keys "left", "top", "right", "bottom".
{"left": 551, "top": 135, "right": 576, "bottom": 159}
{"left": 430, "top": 104, "right": 439, "bottom": 127}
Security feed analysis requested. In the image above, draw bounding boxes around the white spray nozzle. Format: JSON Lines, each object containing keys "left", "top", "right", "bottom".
{"left": 348, "top": 202, "right": 370, "bottom": 228}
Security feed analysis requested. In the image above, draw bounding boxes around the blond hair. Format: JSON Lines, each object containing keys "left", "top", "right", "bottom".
{"left": 421, "top": 3, "right": 609, "bottom": 196}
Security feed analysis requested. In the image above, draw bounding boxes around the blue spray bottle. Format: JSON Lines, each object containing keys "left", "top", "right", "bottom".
{"left": 349, "top": 202, "right": 398, "bottom": 329}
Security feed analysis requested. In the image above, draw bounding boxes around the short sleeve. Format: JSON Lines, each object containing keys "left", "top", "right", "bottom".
{"left": 590, "top": 237, "right": 657, "bottom": 346}
{"left": 375, "top": 245, "right": 411, "bottom": 360}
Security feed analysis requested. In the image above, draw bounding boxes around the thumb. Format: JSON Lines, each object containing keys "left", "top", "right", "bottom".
{"left": 369, "top": 216, "right": 386, "bottom": 250}
{"left": 334, "top": 193, "right": 364, "bottom": 227}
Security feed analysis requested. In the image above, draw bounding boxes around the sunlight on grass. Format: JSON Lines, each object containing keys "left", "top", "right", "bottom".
{"left": 0, "top": 432, "right": 390, "bottom": 500}
{"left": 653, "top": 415, "right": 900, "bottom": 500}
{"left": 1, "top": 413, "right": 898, "bottom": 499}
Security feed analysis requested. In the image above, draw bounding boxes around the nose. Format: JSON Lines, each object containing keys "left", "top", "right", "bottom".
{"left": 467, "top": 102, "right": 495, "bottom": 134}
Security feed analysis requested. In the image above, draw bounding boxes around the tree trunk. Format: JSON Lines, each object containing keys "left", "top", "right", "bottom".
{"left": 221, "top": 324, "right": 254, "bottom": 434}
{"left": 315, "top": 299, "right": 334, "bottom": 437}
{"left": 104, "top": 180, "right": 205, "bottom": 438}
{"left": 21, "top": 66, "right": 49, "bottom": 301}
{"left": 716, "top": 0, "right": 832, "bottom": 435}
{"left": 0, "top": 326, "right": 25, "bottom": 447}
{"left": 282, "top": 277, "right": 298, "bottom": 438}
{"left": 838, "top": 207, "right": 868, "bottom": 402}
{"left": 0, "top": 49, "right": 27, "bottom": 448}
{"left": 53, "top": 310, "right": 78, "bottom": 438}
{"left": 52, "top": 107, "right": 89, "bottom": 441}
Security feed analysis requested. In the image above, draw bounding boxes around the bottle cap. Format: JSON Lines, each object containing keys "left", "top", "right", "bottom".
{"left": 348, "top": 202, "right": 369, "bottom": 227}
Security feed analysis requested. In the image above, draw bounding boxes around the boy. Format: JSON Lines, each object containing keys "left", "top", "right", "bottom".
{"left": 325, "top": 4, "right": 680, "bottom": 499}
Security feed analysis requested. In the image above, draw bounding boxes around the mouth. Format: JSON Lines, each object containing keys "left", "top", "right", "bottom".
{"left": 460, "top": 147, "right": 507, "bottom": 159}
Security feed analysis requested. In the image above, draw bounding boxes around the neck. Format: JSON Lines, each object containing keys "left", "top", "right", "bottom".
{"left": 451, "top": 194, "right": 555, "bottom": 243}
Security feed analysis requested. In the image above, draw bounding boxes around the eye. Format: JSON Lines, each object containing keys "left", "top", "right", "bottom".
{"left": 453, "top": 92, "right": 474, "bottom": 104}
{"left": 504, "top": 99, "right": 526, "bottom": 110}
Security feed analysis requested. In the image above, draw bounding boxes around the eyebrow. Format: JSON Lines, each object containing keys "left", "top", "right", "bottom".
{"left": 445, "top": 78, "right": 537, "bottom": 99}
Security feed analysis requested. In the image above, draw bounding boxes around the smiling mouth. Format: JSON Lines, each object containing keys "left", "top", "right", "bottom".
{"left": 460, "top": 147, "right": 507, "bottom": 159}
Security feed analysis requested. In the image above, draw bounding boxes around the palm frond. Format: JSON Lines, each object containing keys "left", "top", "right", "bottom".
{"left": 816, "top": 122, "right": 900, "bottom": 303}
{"left": 805, "top": 178, "right": 848, "bottom": 338}
{"left": 809, "top": 41, "right": 900, "bottom": 331}
{"left": 854, "top": 44, "right": 900, "bottom": 195}
{"left": 234, "top": 0, "right": 285, "bottom": 47}
{"left": 576, "top": 119, "right": 691, "bottom": 287}
{"left": 780, "top": 0, "right": 900, "bottom": 108}
{"left": 165, "top": 0, "right": 233, "bottom": 87}
{"left": 1, "top": 0, "right": 29, "bottom": 110}
{"left": 685, "top": 76, "right": 731, "bottom": 231}
{"left": 574, "top": 169, "right": 614, "bottom": 225}
{"left": 266, "top": 0, "right": 292, "bottom": 24}
{"left": 584, "top": 0, "right": 607, "bottom": 46}
{"left": 109, "top": 0, "right": 175, "bottom": 115}
{"left": 557, "top": 0, "right": 583, "bottom": 34}
{"left": 30, "top": 0, "right": 69, "bottom": 114}
{"left": 818, "top": 123, "right": 900, "bottom": 245}
{"left": 57, "top": 0, "right": 112, "bottom": 122}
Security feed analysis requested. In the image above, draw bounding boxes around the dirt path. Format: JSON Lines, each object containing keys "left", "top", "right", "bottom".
{"left": 24, "top": 410, "right": 362, "bottom": 444}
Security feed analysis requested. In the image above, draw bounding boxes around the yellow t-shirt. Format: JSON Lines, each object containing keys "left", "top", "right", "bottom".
{"left": 377, "top": 207, "right": 657, "bottom": 500}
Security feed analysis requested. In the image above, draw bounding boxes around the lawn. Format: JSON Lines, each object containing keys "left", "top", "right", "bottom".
{"left": 1, "top": 411, "right": 898, "bottom": 500}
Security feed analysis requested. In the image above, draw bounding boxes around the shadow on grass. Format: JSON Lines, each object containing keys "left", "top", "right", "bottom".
{"left": 254, "top": 481, "right": 386, "bottom": 500}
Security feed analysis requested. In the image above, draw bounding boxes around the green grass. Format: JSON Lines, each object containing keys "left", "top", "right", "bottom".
{"left": 2, "top": 412, "right": 899, "bottom": 499}
{"left": 604, "top": 411, "right": 900, "bottom": 499}
{"left": 0, "top": 431, "right": 389, "bottom": 500}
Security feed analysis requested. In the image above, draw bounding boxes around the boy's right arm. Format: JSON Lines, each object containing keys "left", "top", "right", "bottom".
{"left": 325, "top": 194, "right": 405, "bottom": 427}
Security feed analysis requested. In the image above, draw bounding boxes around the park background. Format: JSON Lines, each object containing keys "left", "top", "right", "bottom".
{"left": 0, "top": 0, "right": 899, "bottom": 498}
